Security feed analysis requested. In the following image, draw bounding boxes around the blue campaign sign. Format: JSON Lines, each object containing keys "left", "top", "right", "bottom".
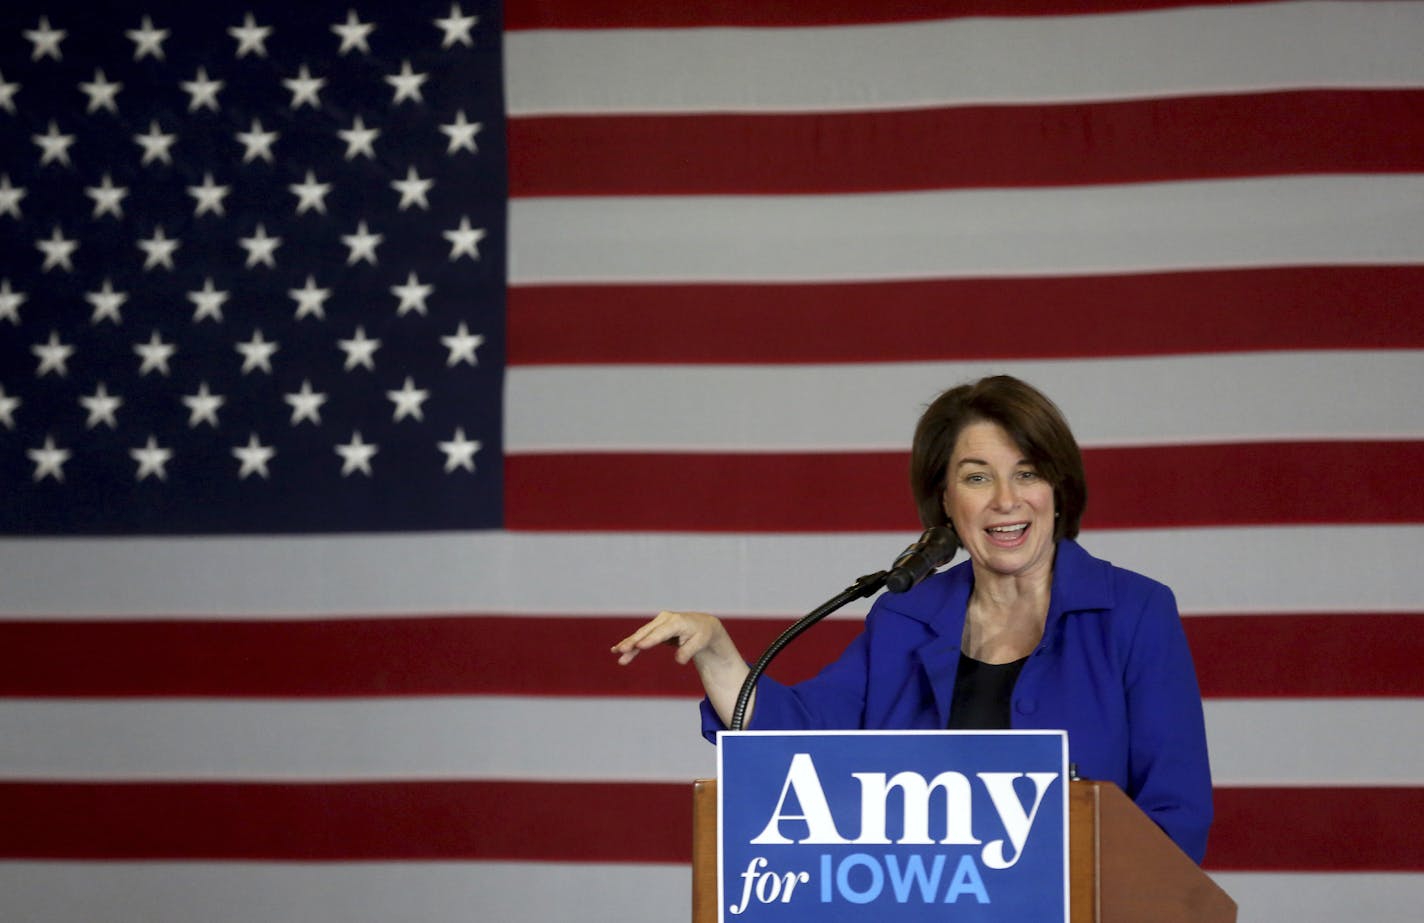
{"left": 717, "top": 730, "right": 1069, "bottom": 923}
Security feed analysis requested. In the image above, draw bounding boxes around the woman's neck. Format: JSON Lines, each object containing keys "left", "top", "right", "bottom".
{"left": 963, "top": 564, "right": 1052, "bottom": 663}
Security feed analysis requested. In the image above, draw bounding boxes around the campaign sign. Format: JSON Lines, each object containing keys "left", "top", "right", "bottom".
{"left": 717, "top": 730, "right": 1068, "bottom": 923}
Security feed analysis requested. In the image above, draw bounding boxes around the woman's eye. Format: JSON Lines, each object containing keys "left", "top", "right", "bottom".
{"left": 1017, "top": 470, "right": 1040, "bottom": 481}
{"left": 964, "top": 473, "right": 987, "bottom": 484}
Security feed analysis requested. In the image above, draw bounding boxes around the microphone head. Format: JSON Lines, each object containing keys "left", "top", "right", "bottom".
{"left": 884, "top": 526, "right": 960, "bottom": 593}
{"left": 919, "top": 525, "right": 960, "bottom": 567}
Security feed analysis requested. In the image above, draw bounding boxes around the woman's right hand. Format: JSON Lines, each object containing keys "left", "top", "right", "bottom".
{"left": 611, "top": 610, "right": 736, "bottom": 666}
{"left": 611, "top": 611, "right": 752, "bottom": 726}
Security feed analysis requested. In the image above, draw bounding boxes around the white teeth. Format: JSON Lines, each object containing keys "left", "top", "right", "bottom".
{"left": 989, "top": 524, "right": 1027, "bottom": 533}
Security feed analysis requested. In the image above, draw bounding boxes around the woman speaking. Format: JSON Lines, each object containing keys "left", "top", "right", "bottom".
{"left": 612, "top": 375, "right": 1213, "bottom": 864}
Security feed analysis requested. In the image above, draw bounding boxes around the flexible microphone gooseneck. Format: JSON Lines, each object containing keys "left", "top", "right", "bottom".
{"left": 727, "top": 527, "right": 960, "bottom": 732}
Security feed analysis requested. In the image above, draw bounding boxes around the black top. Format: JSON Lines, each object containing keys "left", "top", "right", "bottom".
{"left": 946, "top": 651, "right": 1028, "bottom": 730}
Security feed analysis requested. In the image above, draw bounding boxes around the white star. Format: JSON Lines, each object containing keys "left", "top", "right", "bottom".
{"left": 0, "top": 174, "right": 26, "bottom": 218}
{"left": 387, "top": 376, "right": 430, "bottom": 422}
{"left": 28, "top": 436, "right": 71, "bottom": 483}
{"left": 337, "top": 326, "right": 380, "bottom": 371}
{"left": 288, "top": 170, "right": 332, "bottom": 215}
{"left": 24, "top": 16, "right": 66, "bottom": 62}
{"left": 133, "top": 330, "right": 176, "bottom": 376}
{"left": 126, "top": 15, "right": 170, "bottom": 61}
{"left": 33, "top": 121, "right": 76, "bottom": 167}
{"left": 439, "top": 110, "right": 482, "bottom": 155}
{"left": 341, "top": 220, "right": 383, "bottom": 266}
{"left": 335, "top": 431, "right": 378, "bottom": 477}
{"left": 80, "top": 382, "right": 123, "bottom": 429}
{"left": 130, "top": 435, "right": 173, "bottom": 481}
{"left": 182, "top": 382, "right": 225, "bottom": 428}
{"left": 438, "top": 426, "right": 481, "bottom": 473}
{"left": 187, "top": 278, "right": 229, "bottom": 323}
{"left": 0, "top": 385, "right": 20, "bottom": 429}
{"left": 236, "top": 118, "right": 279, "bottom": 164}
{"left": 85, "top": 279, "right": 128, "bottom": 325}
{"left": 85, "top": 173, "right": 129, "bottom": 219}
{"left": 0, "top": 71, "right": 19, "bottom": 114}
{"left": 238, "top": 223, "right": 281, "bottom": 268}
{"left": 232, "top": 433, "right": 276, "bottom": 480}
{"left": 283, "top": 379, "right": 328, "bottom": 425}
{"left": 332, "top": 10, "right": 375, "bottom": 55}
{"left": 391, "top": 271, "right": 433, "bottom": 316}
{"left": 443, "top": 216, "right": 485, "bottom": 261}
{"left": 289, "top": 275, "right": 331, "bottom": 320}
{"left": 0, "top": 279, "right": 26, "bottom": 324}
{"left": 180, "top": 66, "right": 224, "bottom": 112}
{"left": 78, "top": 68, "right": 122, "bottom": 114}
{"left": 137, "top": 226, "right": 180, "bottom": 271}
{"left": 385, "top": 60, "right": 428, "bottom": 105}
{"left": 187, "top": 172, "right": 231, "bottom": 218}
{"left": 441, "top": 322, "right": 484, "bottom": 367}
{"left": 32, "top": 331, "right": 74, "bottom": 377}
{"left": 36, "top": 227, "right": 78, "bottom": 273}
{"left": 391, "top": 166, "right": 434, "bottom": 211}
{"left": 228, "top": 13, "right": 272, "bottom": 59}
{"left": 235, "top": 329, "right": 279, "bottom": 374}
{"left": 283, "top": 64, "right": 326, "bottom": 110}
{"left": 133, "top": 120, "right": 177, "bottom": 166}
{"left": 434, "top": 3, "right": 479, "bottom": 49}
{"left": 338, "top": 115, "right": 379, "bottom": 161}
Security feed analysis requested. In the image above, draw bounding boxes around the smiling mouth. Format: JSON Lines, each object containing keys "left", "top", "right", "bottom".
{"left": 985, "top": 522, "right": 1029, "bottom": 545}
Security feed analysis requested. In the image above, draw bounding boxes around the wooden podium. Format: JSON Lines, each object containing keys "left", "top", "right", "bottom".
{"left": 692, "top": 778, "right": 1236, "bottom": 922}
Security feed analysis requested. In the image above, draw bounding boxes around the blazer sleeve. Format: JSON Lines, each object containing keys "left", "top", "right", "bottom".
{"left": 1121, "top": 580, "right": 1215, "bottom": 864}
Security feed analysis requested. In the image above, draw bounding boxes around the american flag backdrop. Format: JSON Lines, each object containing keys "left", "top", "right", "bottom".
{"left": 1, "top": 1, "right": 1422, "bottom": 921}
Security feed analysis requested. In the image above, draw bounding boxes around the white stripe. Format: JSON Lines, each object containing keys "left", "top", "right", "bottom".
{"left": 0, "top": 862, "right": 690, "bottom": 923}
{"left": 510, "top": 176, "right": 1424, "bottom": 283}
{"left": 0, "top": 697, "right": 703, "bottom": 782}
{"left": 505, "top": 351, "right": 1424, "bottom": 451}
{"left": 1209, "top": 873, "right": 1424, "bottom": 923}
{"left": 0, "top": 864, "right": 1415, "bottom": 923}
{"left": 1, "top": 697, "right": 1418, "bottom": 785}
{"left": 506, "top": 2, "right": 1424, "bottom": 114}
{"left": 1206, "top": 699, "right": 1424, "bottom": 786}
{"left": 0, "top": 527, "right": 1420, "bottom": 618}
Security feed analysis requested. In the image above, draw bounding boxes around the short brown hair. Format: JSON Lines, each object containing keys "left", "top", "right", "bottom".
{"left": 909, "top": 375, "right": 1086, "bottom": 540}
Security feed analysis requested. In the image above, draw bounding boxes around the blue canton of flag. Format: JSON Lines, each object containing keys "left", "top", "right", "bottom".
{"left": 0, "top": 0, "right": 506, "bottom": 534}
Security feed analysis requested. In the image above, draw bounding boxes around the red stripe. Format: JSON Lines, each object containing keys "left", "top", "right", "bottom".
{"left": 507, "top": 267, "right": 1424, "bottom": 365}
{"left": 1083, "top": 442, "right": 1424, "bottom": 530}
{"left": 0, "top": 615, "right": 852, "bottom": 699}
{"left": 511, "top": 91, "right": 1424, "bottom": 196}
{"left": 0, "top": 780, "right": 687, "bottom": 862}
{"left": 504, "top": 442, "right": 1424, "bottom": 533}
{"left": 2, "top": 613, "right": 1418, "bottom": 699}
{"left": 1186, "top": 614, "right": 1424, "bottom": 699}
{"left": 0, "top": 780, "right": 1417, "bottom": 870}
{"left": 507, "top": 450, "right": 914, "bottom": 533}
{"left": 1208, "top": 786, "right": 1424, "bottom": 871}
{"left": 505, "top": 0, "right": 1281, "bottom": 30}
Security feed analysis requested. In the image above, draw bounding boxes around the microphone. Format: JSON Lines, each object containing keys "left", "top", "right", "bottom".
{"left": 884, "top": 526, "right": 959, "bottom": 593}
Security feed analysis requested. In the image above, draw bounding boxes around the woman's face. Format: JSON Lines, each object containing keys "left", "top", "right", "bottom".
{"left": 942, "top": 420, "right": 1057, "bottom": 581}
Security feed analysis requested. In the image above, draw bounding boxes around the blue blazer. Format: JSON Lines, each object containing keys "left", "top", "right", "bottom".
{"left": 702, "top": 538, "right": 1214, "bottom": 864}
